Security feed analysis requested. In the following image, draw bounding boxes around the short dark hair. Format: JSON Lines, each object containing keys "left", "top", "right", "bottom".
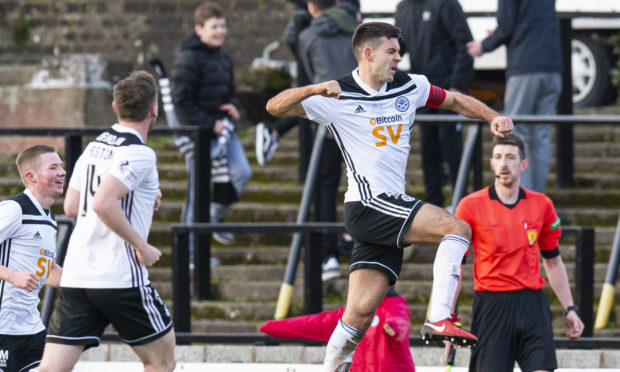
{"left": 194, "top": 2, "right": 224, "bottom": 25}
{"left": 308, "top": 0, "right": 336, "bottom": 10}
{"left": 16, "top": 145, "right": 56, "bottom": 185}
{"left": 352, "top": 22, "right": 401, "bottom": 60}
{"left": 492, "top": 133, "right": 527, "bottom": 159}
{"left": 113, "top": 71, "right": 157, "bottom": 122}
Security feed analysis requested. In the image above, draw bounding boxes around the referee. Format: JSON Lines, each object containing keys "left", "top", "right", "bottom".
{"left": 455, "top": 133, "right": 584, "bottom": 372}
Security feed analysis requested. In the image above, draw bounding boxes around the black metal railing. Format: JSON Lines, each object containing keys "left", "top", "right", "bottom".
{"left": 97, "top": 331, "right": 620, "bottom": 349}
{"left": 1, "top": 115, "right": 613, "bottom": 346}
{"left": 0, "top": 125, "right": 215, "bottom": 296}
{"left": 40, "top": 215, "right": 75, "bottom": 326}
{"left": 171, "top": 222, "right": 595, "bottom": 338}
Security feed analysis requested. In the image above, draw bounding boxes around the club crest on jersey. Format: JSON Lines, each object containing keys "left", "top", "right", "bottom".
{"left": 401, "top": 194, "right": 415, "bottom": 202}
{"left": 395, "top": 96, "right": 409, "bottom": 112}
{"left": 120, "top": 160, "right": 138, "bottom": 182}
{"left": 527, "top": 230, "right": 537, "bottom": 246}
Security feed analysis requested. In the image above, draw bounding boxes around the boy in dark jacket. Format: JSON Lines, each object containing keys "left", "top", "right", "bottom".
{"left": 173, "top": 2, "right": 251, "bottom": 245}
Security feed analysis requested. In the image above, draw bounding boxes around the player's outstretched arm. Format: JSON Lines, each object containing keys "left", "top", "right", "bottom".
{"left": 440, "top": 90, "right": 513, "bottom": 137}
{"left": 266, "top": 80, "right": 341, "bottom": 118}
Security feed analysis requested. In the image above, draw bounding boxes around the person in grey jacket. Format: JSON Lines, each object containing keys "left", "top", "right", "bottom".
{"left": 467, "top": 0, "right": 562, "bottom": 192}
{"left": 296, "top": 0, "right": 360, "bottom": 281}
{"left": 256, "top": 0, "right": 360, "bottom": 167}
{"left": 298, "top": 0, "right": 359, "bottom": 85}
{"left": 395, "top": 0, "right": 474, "bottom": 207}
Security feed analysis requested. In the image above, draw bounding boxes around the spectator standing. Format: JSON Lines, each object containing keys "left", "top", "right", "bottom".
{"left": 395, "top": 0, "right": 474, "bottom": 206}
{"left": 297, "top": 0, "right": 360, "bottom": 281}
{"left": 0, "top": 145, "right": 65, "bottom": 372}
{"left": 256, "top": 0, "right": 313, "bottom": 166}
{"left": 173, "top": 2, "right": 252, "bottom": 245}
{"left": 256, "top": 0, "right": 361, "bottom": 168}
{"left": 454, "top": 133, "right": 584, "bottom": 372}
{"left": 467, "top": 0, "right": 562, "bottom": 192}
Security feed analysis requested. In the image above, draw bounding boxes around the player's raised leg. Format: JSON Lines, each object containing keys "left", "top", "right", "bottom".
{"left": 403, "top": 203, "right": 478, "bottom": 346}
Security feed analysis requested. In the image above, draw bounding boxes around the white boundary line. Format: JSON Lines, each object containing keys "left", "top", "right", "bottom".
{"left": 72, "top": 362, "right": 620, "bottom": 372}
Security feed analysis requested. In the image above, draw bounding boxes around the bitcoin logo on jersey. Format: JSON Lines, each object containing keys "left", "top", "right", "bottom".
{"left": 370, "top": 115, "right": 404, "bottom": 147}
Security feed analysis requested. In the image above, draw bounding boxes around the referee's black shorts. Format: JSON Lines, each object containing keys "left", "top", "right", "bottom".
{"left": 344, "top": 192, "right": 424, "bottom": 285}
{"left": 47, "top": 286, "right": 172, "bottom": 349}
{"left": 469, "top": 289, "right": 557, "bottom": 372}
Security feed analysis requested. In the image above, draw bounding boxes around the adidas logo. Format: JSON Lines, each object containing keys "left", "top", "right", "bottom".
{"left": 33, "top": 231, "right": 42, "bottom": 239}
{"left": 354, "top": 105, "right": 366, "bottom": 113}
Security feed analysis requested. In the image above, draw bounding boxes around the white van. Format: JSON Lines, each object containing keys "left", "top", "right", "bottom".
{"left": 361, "top": 0, "right": 620, "bottom": 107}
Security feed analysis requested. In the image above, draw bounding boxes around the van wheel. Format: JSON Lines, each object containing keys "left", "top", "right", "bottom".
{"left": 572, "top": 33, "right": 616, "bottom": 108}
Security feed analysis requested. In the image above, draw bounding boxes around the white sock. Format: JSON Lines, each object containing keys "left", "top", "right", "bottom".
{"left": 428, "top": 234, "right": 469, "bottom": 322}
{"left": 323, "top": 319, "right": 364, "bottom": 372}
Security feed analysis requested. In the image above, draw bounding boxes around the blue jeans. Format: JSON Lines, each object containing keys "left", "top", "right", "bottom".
{"left": 211, "top": 132, "right": 252, "bottom": 198}
{"left": 504, "top": 72, "right": 562, "bottom": 192}
{"left": 182, "top": 132, "right": 252, "bottom": 227}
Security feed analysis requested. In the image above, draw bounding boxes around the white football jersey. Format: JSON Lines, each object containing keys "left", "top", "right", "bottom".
{"left": 301, "top": 69, "right": 431, "bottom": 202}
{"left": 61, "top": 124, "right": 159, "bottom": 288}
{"left": 0, "top": 189, "right": 57, "bottom": 335}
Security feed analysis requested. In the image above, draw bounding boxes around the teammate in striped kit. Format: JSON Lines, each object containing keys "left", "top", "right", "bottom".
{"left": 267, "top": 22, "right": 513, "bottom": 371}
{"left": 0, "top": 145, "right": 65, "bottom": 372}
{"left": 35, "top": 71, "right": 176, "bottom": 372}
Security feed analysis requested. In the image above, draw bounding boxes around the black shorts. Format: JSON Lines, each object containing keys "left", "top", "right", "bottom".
{"left": 0, "top": 329, "right": 46, "bottom": 372}
{"left": 469, "top": 289, "right": 557, "bottom": 372}
{"left": 344, "top": 192, "right": 424, "bottom": 285}
{"left": 47, "top": 286, "right": 172, "bottom": 349}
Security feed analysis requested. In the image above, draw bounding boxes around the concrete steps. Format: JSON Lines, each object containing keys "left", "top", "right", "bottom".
{"left": 0, "top": 119, "right": 616, "bottom": 334}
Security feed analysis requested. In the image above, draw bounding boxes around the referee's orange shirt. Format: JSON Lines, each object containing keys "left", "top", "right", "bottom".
{"left": 455, "top": 186, "right": 562, "bottom": 292}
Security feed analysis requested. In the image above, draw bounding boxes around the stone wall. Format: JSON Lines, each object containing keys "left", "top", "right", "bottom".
{"left": 0, "top": 1, "right": 296, "bottom": 154}
{"left": 0, "top": 0, "right": 295, "bottom": 72}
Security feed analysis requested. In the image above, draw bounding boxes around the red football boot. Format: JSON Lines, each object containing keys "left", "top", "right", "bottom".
{"left": 420, "top": 314, "right": 478, "bottom": 347}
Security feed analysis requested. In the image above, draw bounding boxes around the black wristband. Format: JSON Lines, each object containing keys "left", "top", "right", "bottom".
{"left": 564, "top": 305, "right": 579, "bottom": 316}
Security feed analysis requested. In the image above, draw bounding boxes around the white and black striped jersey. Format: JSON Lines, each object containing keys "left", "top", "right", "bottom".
{"left": 301, "top": 69, "right": 437, "bottom": 202}
{"left": 0, "top": 189, "right": 57, "bottom": 335}
{"left": 61, "top": 124, "right": 159, "bottom": 289}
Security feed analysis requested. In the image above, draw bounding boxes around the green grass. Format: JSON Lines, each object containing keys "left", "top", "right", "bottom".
{"left": 147, "top": 134, "right": 173, "bottom": 150}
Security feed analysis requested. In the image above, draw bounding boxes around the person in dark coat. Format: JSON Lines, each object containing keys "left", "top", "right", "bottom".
{"left": 298, "top": 0, "right": 360, "bottom": 281}
{"left": 395, "top": 0, "right": 474, "bottom": 207}
{"left": 173, "top": 2, "right": 251, "bottom": 245}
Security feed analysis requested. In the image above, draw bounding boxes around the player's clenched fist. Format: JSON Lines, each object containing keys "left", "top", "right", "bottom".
{"left": 316, "top": 80, "right": 341, "bottom": 98}
{"left": 490, "top": 116, "right": 514, "bottom": 137}
{"left": 135, "top": 243, "right": 162, "bottom": 267}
